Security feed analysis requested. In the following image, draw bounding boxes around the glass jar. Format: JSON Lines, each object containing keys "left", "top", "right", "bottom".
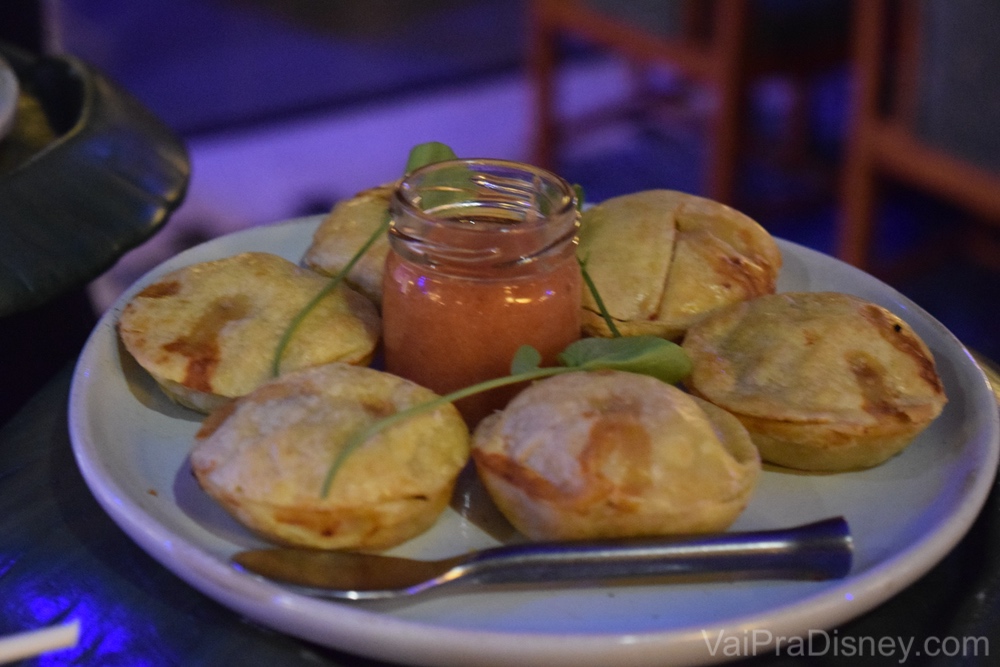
{"left": 382, "top": 158, "right": 582, "bottom": 426}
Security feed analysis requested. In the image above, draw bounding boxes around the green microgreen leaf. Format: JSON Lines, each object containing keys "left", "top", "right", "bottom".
{"left": 558, "top": 335, "right": 692, "bottom": 385}
{"left": 405, "top": 141, "right": 458, "bottom": 175}
{"left": 510, "top": 344, "right": 542, "bottom": 375}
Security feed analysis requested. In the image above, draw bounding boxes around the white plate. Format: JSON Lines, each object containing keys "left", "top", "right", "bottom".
{"left": 0, "top": 54, "right": 18, "bottom": 141}
{"left": 69, "top": 216, "right": 999, "bottom": 667}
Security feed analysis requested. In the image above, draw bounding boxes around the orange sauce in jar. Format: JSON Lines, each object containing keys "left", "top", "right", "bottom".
{"left": 382, "top": 160, "right": 582, "bottom": 425}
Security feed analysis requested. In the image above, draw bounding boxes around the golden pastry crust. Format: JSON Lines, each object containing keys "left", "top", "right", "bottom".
{"left": 577, "top": 191, "right": 678, "bottom": 325}
{"left": 471, "top": 370, "right": 760, "bottom": 540}
{"left": 302, "top": 183, "right": 394, "bottom": 305}
{"left": 578, "top": 190, "right": 781, "bottom": 340}
{"left": 117, "top": 252, "right": 380, "bottom": 413}
{"left": 190, "top": 363, "right": 470, "bottom": 550}
{"left": 682, "top": 291, "right": 948, "bottom": 471}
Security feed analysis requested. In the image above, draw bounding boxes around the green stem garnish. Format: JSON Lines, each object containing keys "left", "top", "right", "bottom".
{"left": 572, "top": 183, "right": 586, "bottom": 212}
{"left": 578, "top": 255, "right": 622, "bottom": 338}
{"left": 271, "top": 214, "right": 390, "bottom": 377}
{"left": 271, "top": 141, "right": 460, "bottom": 376}
{"left": 571, "top": 185, "right": 621, "bottom": 338}
{"left": 319, "top": 364, "right": 568, "bottom": 496}
{"left": 320, "top": 335, "right": 691, "bottom": 497}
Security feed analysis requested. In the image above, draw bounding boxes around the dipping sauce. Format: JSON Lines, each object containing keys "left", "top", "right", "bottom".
{"left": 382, "top": 159, "right": 582, "bottom": 425}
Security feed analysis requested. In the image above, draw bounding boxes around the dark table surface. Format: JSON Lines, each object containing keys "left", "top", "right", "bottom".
{"left": 1, "top": 356, "right": 998, "bottom": 667}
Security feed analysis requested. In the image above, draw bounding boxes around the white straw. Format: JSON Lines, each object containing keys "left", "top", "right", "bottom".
{"left": 0, "top": 620, "right": 80, "bottom": 665}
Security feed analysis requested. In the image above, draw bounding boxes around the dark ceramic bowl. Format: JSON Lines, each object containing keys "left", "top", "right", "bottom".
{"left": 0, "top": 41, "right": 190, "bottom": 317}
{"left": 0, "top": 54, "right": 16, "bottom": 140}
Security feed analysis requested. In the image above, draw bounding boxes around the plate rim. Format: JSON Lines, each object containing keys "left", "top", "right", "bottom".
{"left": 68, "top": 216, "right": 1000, "bottom": 667}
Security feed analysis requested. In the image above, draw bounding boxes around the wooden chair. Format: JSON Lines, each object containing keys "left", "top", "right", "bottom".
{"left": 838, "top": 0, "right": 1000, "bottom": 276}
{"left": 527, "top": 0, "right": 850, "bottom": 206}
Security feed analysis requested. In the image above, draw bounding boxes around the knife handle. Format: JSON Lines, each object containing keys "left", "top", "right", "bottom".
{"left": 451, "top": 517, "right": 852, "bottom": 587}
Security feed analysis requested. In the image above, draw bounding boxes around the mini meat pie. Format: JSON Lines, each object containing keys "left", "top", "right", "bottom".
{"left": 682, "top": 292, "right": 948, "bottom": 471}
{"left": 578, "top": 190, "right": 781, "bottom": 340}
{"left": 118, "top": 252, "right": 380, "bottom": 413}
{"left": 303, "top": 182, "right": 394, "bottom": 306}
{"left": 471, "top": 370, "right": 760, "bottom": 541}
{"left": 190, "top": 363, "right": 470, "bottom": 551}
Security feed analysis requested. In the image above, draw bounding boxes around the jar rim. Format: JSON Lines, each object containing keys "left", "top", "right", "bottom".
{"left": 394, "top": 158, "right": 577, "bottom": 231}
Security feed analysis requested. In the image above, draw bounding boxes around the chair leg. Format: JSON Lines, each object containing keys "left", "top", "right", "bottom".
{"left": 705, "top": 0, "right": 750, "bottom": 205}
{"left": 528, "top": 0, "right": 560, "bottom": 170}
{"left": 839, "top": 147, "right": 879, "bottom": 271}
{"left": 836, "top": 0, "right": 888, "bottom": 271}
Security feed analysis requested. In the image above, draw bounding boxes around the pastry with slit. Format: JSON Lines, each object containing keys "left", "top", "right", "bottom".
{"left": 471, "top": 370, "right": 760, "bottom": 540}
{"left": 682, "top": 291, "right": 948, "bottom": 471}
{"left": 578, "top": 190, "right": 781, "bottom": 340}
{"left": 118, "top": 251, "right": 380, "bottom": 413}
{"left": 191, "top": 362, "right": 470, "bottom": 550}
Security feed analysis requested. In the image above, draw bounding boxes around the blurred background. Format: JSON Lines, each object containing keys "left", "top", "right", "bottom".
{"left": 5, "top": 0, "right": 1000, "bottom": 360}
